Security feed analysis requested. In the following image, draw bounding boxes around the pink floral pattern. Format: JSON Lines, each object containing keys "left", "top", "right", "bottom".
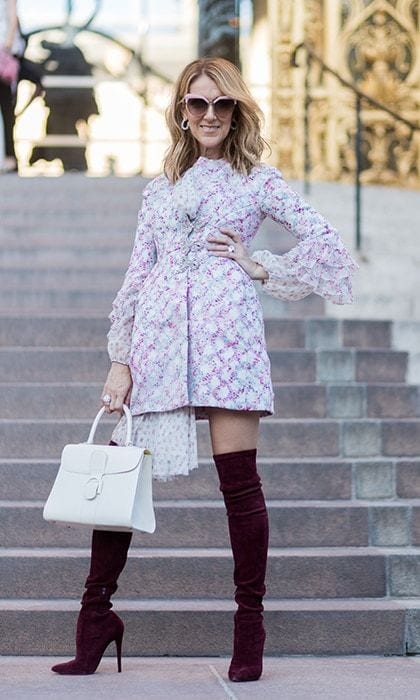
{"left": 250, "top": 170, "right": 358, "bottom": 303}
{"left": 108, "top": 157, "right": 357, "bottom": 478}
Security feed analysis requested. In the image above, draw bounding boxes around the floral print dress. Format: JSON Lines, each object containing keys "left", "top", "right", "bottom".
{"left": 109, "top": 156, "right": 357, "bottom": 481}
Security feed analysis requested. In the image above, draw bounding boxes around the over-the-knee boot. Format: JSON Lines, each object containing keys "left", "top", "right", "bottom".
{"left": 213, "top": 448, "right": 269, "bottom": 682}
{"left": 51, "top": 528, "right": 132, "bottom": 675}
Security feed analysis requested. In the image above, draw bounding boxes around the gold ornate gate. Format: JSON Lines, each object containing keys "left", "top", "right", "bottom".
{"left": 267, "top": 0, "right": 420, "bottom": 186}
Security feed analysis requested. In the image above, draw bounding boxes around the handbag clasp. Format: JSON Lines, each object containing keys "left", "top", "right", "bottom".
{"left": 84, "top": 476, "right": 103, "bottom": 500}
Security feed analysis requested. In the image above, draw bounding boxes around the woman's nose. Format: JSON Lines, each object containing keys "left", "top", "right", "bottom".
{"left": 203, "top": 103, "right": 217, "bottom": 119}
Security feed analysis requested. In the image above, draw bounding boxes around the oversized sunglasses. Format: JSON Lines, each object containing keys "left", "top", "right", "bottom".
{"left": 183, "top": 94, "right": 237, "bottom": 119}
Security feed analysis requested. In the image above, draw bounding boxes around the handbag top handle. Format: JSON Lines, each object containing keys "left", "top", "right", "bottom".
{"left": 86, "top": 405, "right": 133, "bottom": 446}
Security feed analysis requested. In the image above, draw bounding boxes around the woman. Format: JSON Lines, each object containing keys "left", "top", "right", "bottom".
{"left": 0, "top": 0, "right": 20, "bottom": 172}
{"left": 0, "top": 1, "right": 42, "bottom": 172}
{"left": 51, "top": 57, "right": 357, "bottom": 681}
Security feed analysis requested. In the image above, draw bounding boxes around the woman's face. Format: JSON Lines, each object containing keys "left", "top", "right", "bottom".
{"left": 182, "top": 74, "right": 234, "bottom": 159}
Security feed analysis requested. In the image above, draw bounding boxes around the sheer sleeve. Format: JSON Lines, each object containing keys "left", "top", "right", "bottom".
{"left": 107, "top": 182, "right": 157, "bottom": 364}
{"left": 251, "top": 168, "right": 358, "bottom": 304}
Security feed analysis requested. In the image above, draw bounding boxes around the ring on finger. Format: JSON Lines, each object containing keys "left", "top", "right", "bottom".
{"left": 102, "top": 394, "right": 112, "bottom": 404}
{"left": 227, "top": 244, "right": 235, "bottom": 253}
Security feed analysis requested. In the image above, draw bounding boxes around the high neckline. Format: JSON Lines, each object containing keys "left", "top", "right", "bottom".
{"left": 196, "top": 156, "right": 230, "bottom": 167}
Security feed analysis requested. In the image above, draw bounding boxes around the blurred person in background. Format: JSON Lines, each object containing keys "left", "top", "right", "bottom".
{"left": 0, "top": 0, "right": 43, "bottom": 173}
{"left": 0, "top": 0, "right": 21, "bottom": 172}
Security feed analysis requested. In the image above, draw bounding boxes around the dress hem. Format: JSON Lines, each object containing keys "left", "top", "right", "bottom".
{"left": 130, "top": 402, "right": 274, "bottom": 420}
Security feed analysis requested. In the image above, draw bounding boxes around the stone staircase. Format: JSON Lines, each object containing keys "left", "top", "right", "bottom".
{"left": 1, "top": 175, "right": 420, "bottom": 657}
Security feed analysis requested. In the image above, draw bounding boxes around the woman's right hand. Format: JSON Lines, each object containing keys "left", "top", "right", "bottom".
{"left": 101, "top": 362, "right": 133, "bottom": 414}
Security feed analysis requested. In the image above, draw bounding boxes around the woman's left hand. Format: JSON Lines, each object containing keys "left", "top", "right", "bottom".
{"left": 206, "top": 227, "right": 268, "bottom": 281}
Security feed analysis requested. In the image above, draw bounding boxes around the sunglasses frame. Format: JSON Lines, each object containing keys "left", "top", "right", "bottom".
{"left": 183, "top": 93, "right": 237, "bottom": 119}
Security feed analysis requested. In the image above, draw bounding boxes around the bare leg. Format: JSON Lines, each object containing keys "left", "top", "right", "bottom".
{"left": 207, "top": 407, "right": 260, "bottom": 454}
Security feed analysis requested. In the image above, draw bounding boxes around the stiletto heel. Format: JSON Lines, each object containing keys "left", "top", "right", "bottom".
{"left": 51, "top": 611, "right": 125, "bottom": 675}
{"left": 214, "top": 449, "right": 269, "bottom": 682}
{"left": 51, "top": 528, "right": 132, "bottom": 676}
{"left": 115, "top": 630, "right": 123, "bottom": 673}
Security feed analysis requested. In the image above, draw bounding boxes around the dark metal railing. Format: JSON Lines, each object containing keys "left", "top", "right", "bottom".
{"left": 291, "top": 42, "right": 420, "bottom": 251}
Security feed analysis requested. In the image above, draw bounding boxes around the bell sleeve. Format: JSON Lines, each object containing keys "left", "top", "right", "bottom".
{"left": 251, "top": 168, "right": 358, "bottom": 304}
{"left": 107, "top": 182, "right": 157, "bottom": 364}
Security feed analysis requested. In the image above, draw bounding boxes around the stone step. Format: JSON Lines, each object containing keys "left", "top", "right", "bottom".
{"left": 2, "top": 499, "right": 420, "bottom": 548}
{"left": 0, "top": 211, "right": 139, "bottom": 227}
{"left": 0, "top": 348, "right": 408, "bottom": 383}
{"left": 0, "top": 198, "right": 141, "bottom": 212}
{"left": 0, "top": 269, "right": 125, "bottom": 291}
{"left": 0, "top": 457, "right": 350, "bottom": 502}
{"left": 0, "top": 316, "right": 112, "bottom": 346}
{"left": 2, "top": 416, "right": 420, "bottom": 459}
{"left": 0, "top": 289, "right": 117, "bottom": 311}
{"left": 1, "top": 383, "right": 419, "bottom": 420}
{"left": 0, "top": 174, "right": 146, "bottom": 198}
{"left": 1, "top": 546, "right": 409, "bottom": 600}
{"left": 2, "top": 457, "right": 419, "bottom": 503}
{"left": 1, "top": 222, "right": 137, "bottom": 235}
{"left": 0, "top": 182, "right": 145, "bottom": 196}
{"left": 0, "top": 248, "right": 131, "bottom": 268}
{"left": 0, "top": 173, "right": 146, "bottom": 190}
{"left": 0, "top": 598, "right": 408, "bottom": 656}
{"left": 0, "top": 418, "right": 420, "bottom": 459}
{"left": 0, "top": 418, "right": 335, "bottom": 459}
{"left": 0, "top": 233, "right": 135, "bottom": 249}
{"left": 0, "top": 316, "right": 395, "bottom": 349}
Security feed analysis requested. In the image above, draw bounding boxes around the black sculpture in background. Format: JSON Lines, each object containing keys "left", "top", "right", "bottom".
{"left": 26, "top": 1, "right": 101, "bottom": 171}
{"left": 29, "top": 41, "right": 99, "bottom": 171}
{"left": 23, "top": 0, "right": 171, "bottom": 172}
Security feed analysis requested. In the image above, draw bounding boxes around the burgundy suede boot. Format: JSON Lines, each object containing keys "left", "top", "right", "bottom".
{"left": 51, "top": 528, "right": 132, "bottom": 675}
{"left": 213, "top": 448, "right": 269, "bottom": 682}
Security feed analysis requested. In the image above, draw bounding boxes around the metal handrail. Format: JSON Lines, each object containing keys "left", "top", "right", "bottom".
{"left": 291, "top": 42, "right": 420, "bottom": 250}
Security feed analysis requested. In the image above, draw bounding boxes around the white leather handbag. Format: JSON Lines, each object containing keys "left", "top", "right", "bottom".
{"left": 43, "top": 405, "right": 156, "bottom": 533}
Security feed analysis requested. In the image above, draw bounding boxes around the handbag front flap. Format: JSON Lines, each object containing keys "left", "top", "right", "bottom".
{"left": 60, "top": 444, "right": 148, "bottom": 476}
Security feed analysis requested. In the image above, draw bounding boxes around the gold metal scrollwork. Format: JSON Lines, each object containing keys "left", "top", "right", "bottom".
{"left": 269, "top": 0, "right": 420, "bottom": 187}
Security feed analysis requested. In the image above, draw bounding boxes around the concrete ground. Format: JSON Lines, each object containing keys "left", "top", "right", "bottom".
{"left": 1, "top": 656, "right": 420, "bottom": 699}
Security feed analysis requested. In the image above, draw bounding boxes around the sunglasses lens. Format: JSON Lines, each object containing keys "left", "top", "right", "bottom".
{"left": 186, "top": 98, "right": 208, "bottom": 116}
{"left": 214, "top": 98, "right": 236, "bottom": 117}
{"left": 185, "top": 96, "right": 236, "bottom": 118}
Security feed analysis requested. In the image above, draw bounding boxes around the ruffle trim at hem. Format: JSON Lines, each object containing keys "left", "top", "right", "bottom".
{"left": 110, "top": 406, "right": 199, "bottom": 483}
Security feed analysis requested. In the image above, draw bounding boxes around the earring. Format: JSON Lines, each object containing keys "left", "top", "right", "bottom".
{"left": 230, "top": 119, "right": 238, "bottom": 131}
{"left": 181, "top": 118, "right": 189, "bottom": 131}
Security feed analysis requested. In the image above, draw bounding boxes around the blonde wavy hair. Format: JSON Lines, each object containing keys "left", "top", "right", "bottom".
{"left": 163, "top": 57, "right": 269, "bottom": 183}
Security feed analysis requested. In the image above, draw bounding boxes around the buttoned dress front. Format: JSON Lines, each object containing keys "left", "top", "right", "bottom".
{"left": 108, "top": 156, "right": 357, "bottom": 480}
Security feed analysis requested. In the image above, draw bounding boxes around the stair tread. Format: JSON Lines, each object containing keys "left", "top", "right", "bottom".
{"left": 0, "top": 597, "right": 412, "bottom": 611}
{"left": 2, "top": 545, "right": 420, "bottom": 557}
{"left": 1, "top": 456, "right": 418, "bottom": 464}
{"left": 2, "top": 498, "right": 420, "bottom": 508}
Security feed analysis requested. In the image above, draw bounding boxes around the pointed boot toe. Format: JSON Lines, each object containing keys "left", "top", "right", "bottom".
{"left": 51, "top": 660, "right": 95, "bottom": 675}
{"left": 51, "top": 610, "right": 124, "bottom": 675}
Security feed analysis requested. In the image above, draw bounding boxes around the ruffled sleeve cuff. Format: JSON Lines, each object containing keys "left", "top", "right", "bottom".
{"left": 251, "top": 231, "right": 358, "bottom": 305}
